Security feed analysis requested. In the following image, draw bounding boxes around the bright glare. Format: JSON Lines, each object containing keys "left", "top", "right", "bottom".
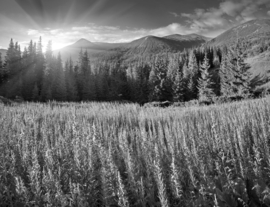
{"left": 42, "top": 36, "right": 72, "bottom": 51}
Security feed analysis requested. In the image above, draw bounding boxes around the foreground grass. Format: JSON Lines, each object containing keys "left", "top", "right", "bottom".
{"left": 1, "top": 99, "right": 270, "bottom": 207}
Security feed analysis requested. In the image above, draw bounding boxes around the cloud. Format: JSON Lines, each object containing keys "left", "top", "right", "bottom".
{"left": 220, "top": 1, "right": 243, "bottom": 16}
{"left": 268, "top": 10, "right": 270, "bottom": 16}
{"left": 181, "top": 0, "right": 270, "bottom": 37}
{"left": 27, "top": 29, "right": 39, "bottom": 36}
{"left": 22, "top": 0, "right": 270, "bottom": 51}
{"left": 169, "top": 12, "right": 180, "bottom": 18}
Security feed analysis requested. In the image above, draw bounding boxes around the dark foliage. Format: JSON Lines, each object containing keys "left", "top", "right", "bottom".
{"left": 0, "top": 35, "right": 267, "bottom": 104}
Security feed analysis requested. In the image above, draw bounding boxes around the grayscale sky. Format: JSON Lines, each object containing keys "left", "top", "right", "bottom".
{"left": 0, "top": 0, "right": 270, "bottom": 50}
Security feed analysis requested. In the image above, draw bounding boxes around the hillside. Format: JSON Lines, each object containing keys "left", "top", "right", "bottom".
{"left": 123, "top": 34, "right": 209, "bottom": 58}
{"left": 208, "top": 19, "right": 270, "bottom": 82}
{"left": 56, "top": 33, "right": 209, "bottom": 63}
{"left": 164, "top": 33, "right": 210, "bottom": 42}
{"left": 55, "top": 38, "right": 126, "bottom": 63}
{"left": 208, "top": 19, "right": 270, "bottom": 47}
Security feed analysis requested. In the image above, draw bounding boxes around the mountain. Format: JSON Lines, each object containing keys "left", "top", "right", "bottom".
{"left": 55, "top": 38, "right": 125, "bottom": 62}
{"left": 123, "top": 34, "right": 209, "bottom": 57}
{"left": 164, "top": 33, "right": 210, "bottom": 42}
{"left": 209, "top": 19, "right": 270, "bottom": 47}
{"left": 208, "top": 19, "right": 270, "bottom": 82}
{"left": 56, "top": 33, "right": 209, "bottom": 63}
{"left": 71, "top": 38, "right": 93, "bottom": 48}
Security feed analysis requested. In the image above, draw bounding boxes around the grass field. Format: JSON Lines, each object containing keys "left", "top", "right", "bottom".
{"left": 1, "top": 98, "right": 270, "bottom": 207}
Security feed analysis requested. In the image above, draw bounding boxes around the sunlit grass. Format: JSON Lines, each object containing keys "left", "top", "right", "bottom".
{"left": 0, "top": 98, "right": 270, "bottom": 206}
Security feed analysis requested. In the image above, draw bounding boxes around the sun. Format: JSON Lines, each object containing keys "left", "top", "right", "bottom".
{"left": 41, "top": 36, "right": 71, "bottom": 51}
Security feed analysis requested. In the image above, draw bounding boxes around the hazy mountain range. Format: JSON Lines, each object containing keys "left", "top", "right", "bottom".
{"left": 55, "top": 33, "right": 210, "bottom": 62}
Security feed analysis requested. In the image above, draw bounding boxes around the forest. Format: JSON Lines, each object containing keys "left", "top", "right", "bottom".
{"left": 0, "top": 36, "right": 267, "bottom": 104}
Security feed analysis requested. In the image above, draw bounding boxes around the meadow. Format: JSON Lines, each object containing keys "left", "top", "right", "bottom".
{"left": 1, "top": 98, "right": 270, "bottom": 207}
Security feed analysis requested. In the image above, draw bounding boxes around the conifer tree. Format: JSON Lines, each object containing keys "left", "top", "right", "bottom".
{"left": 220, "top": 42, "right": 251, "bottom": 98}
{"left": 52, "top": 53, "right": 67, "bottom": 101}
{"left": 5, "top": 39, "right": 15, "bottom": 76}
{"left": 198, "top": 52, "right": 215, "bottom": 102}
{"left": 219, "top": 52, "right": 232, "bottom": 97}
{"left": 0, "top": 53, "right": 3, "bottom": 85}
{"left": 172, "top": 69, "right": 185, "bottom": 102}
{"left": 0, "top": 52, "right": 6, "bottom": 96}
{"left": 65, "top": 57, "right": 78, "bottom": 101}
{"left": 132, "top": 64, "right": 150, "bottom": 103}
{"left": 4, "top": 39, "right": 23, "bottom": 98}
{"left": 41, "top": 41, "right": 53, "bottom": 101}
{"left": 35, "top": 37, "right": 45, "bottom": 96}
{"left": 21, "top": 40, "right": 37, "bottom": 100}
{"left": 234, "top": 42, "right": 252, "bottom": 97}
{"left": 186, "top": 50, "right": 199, "bottom": 100}
{"left": 149, "top": 56, "right": 170, "bottom": 102}
{"left": 76, "top": 50, "right": 97, "bottom": 101}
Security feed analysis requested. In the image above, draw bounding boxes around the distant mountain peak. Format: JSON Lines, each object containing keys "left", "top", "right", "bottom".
{"left": 67, "top": 38, "right": 93, "bottom": 48}
{"left": 75, "top": 38, "right": 91, "bottom": 44}
{"left": 164, "top": 33, "right": 210, "bottom": 41}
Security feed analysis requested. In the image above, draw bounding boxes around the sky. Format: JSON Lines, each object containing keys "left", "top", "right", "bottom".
{"left": 0, "top": 0, "right": 270, "bottom": 50}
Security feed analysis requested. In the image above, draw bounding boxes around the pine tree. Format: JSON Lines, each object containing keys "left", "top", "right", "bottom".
{"left": 5, "top": 38, "right": 15, "bottom": 76}
{"left": 76, "top": 50, "right": 96, "bottom": 101}
{"left": 35, "top": 37, "right": 45, "bottom": 95}
{"left": 197, "top": 52, "right": 215, "bottom": 102}
{"left": 65, "top": 57, "right": 78, "bottom": 101}
{"left": 220, "top": 52, "right": 232, "bottom": 97}
{"left": 234, "top": 42, "right": 251, "bottom": 97}
{"left": 0, "top": 52, "right": 3, "bottom": 85}
{"left": 41, "top": 41, "right": 53, "bottom": 101}
{"left": 4, "top": 39, "right": 23, "bottom": 98}
{"left": 172, "top": 69, "right": 185, "bottom": 102}
{"left": 52, "top": 53, "right": 67, "bottom": 101}
{"left": 149, "top": 56, "right": 170, "bottom": 102}
{"left": 0, "top": 52, "right": 6, "bottom": 96}
{"left": 220, "top": 42, "right": 251, "bottom": 98}
{"left": 21, "top": 40, "right": 37, "bottom": 100}
{"left": 186, "top": 50, "right": 199, "bottom": 100}
{"left": 132, "top": 64, "right": 150, "bottom": 104}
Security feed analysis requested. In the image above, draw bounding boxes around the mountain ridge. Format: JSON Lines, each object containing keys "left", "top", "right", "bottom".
{"left": 208, "top": 18, "right": 270, "bottom": 47}
{"left": 56, "top": 33, "right": 209, "bottom": 62}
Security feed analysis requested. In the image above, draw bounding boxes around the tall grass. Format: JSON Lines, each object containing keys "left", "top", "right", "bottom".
{"left": 1, "top": 98, "right": 270, "bottom": 206}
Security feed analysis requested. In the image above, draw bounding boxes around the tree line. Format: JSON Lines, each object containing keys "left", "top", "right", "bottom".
{"left": 0, "top": 37, "right": 261, "bottom": 104}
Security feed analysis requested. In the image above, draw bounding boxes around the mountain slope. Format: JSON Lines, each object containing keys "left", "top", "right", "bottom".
{"left": 208, "top": 19, "right": 270, "bottom": 84}
{"left": 164, "top": 33, "right": 210, "bottom": 42}
{"left": 209, "top": 19, "right": 270, "bottom": 47}
{"left": 57, "top": 33, "right": 208, "bottom": 63}
{"left": 123, "top": 34, "right": 209, "bottom": 57}
{"left": 55, "top": 38, "right": 125, "bottom": 62}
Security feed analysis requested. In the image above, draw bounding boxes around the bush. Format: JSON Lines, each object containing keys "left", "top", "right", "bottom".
{"left": 144, "top": 101, "right": 172, "bottom": 108}
{"left": 213, "top": 95, "right": 245, "bottom": 104}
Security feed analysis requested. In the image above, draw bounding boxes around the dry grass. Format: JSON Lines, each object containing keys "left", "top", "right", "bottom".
{"left": 1, "top": 98, "right": 270, "bottom": 206}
